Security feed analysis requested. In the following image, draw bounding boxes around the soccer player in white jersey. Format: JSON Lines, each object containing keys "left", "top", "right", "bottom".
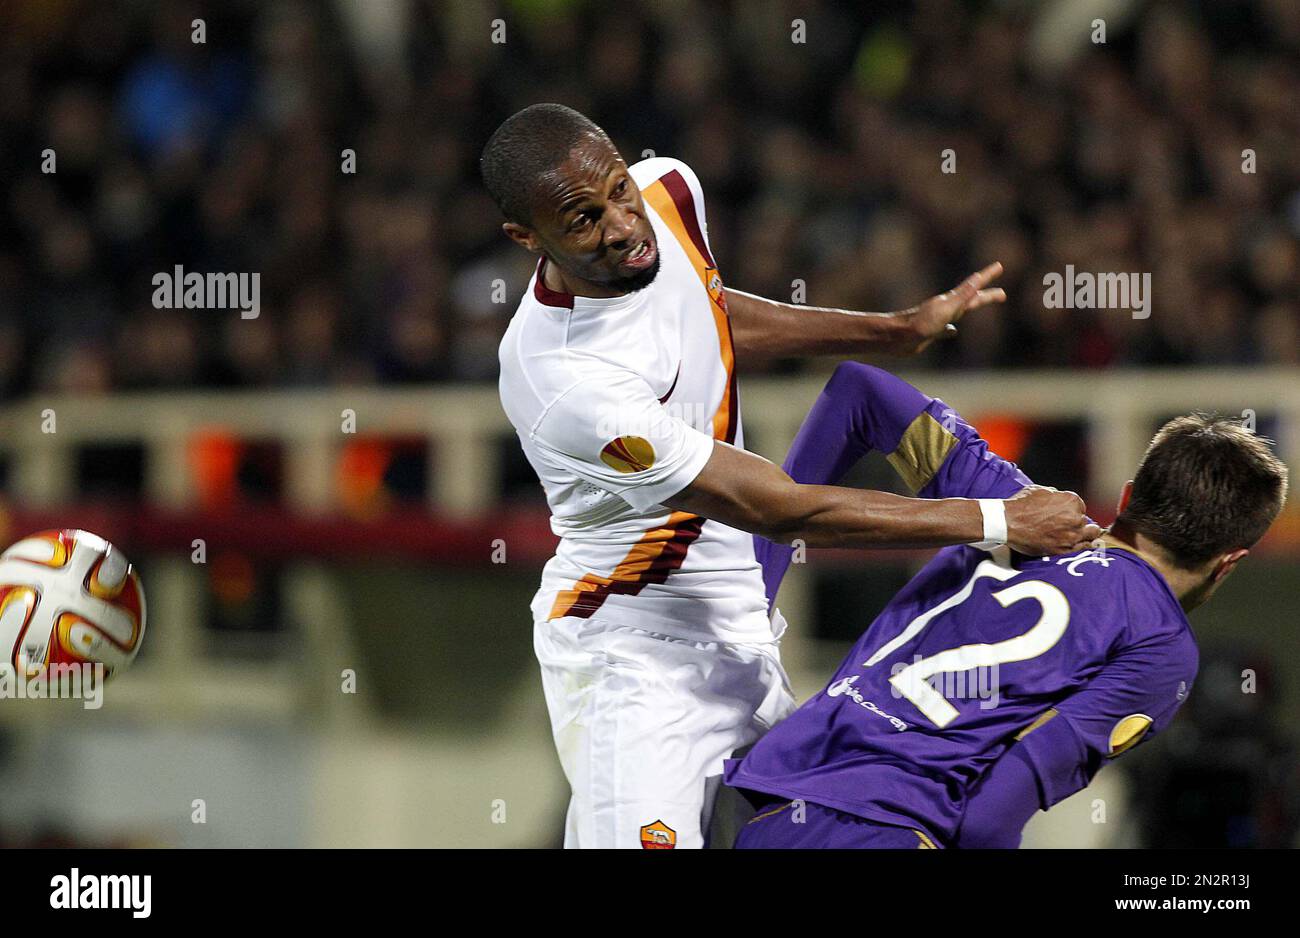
{"left": 485, "top": 104, "right": 1097, "bottom": 849}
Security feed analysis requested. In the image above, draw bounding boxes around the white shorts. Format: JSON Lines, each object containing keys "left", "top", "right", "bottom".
{"left": 534, "top": 615, "right": 796, "bottom": 849}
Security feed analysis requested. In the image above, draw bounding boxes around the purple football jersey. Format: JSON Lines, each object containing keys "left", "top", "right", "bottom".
{"left": 727, "top": 362, "right": 1198, "bottom": 845}
{"left": 726, "top": 542, "right": 1197, "bottom": 843}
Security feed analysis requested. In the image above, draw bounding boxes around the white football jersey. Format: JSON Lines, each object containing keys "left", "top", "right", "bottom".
{"left": 498, "top": 158, "right": 773, "bottom": 642}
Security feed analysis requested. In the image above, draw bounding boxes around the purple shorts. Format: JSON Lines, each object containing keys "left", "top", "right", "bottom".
{"left": 734, "top": 799, "right": 941, "bottom": 849}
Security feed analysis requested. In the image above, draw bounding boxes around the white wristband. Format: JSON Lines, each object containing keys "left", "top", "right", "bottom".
{"left": 971, "top": 498, "right": 1008, "bottom": 550}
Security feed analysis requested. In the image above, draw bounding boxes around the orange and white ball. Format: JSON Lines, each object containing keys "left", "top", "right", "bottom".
{"left": 0, "top": 529, "right": 146, "bottom": 679}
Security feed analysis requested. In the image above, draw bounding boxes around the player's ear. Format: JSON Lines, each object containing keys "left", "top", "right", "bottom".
{"left": 1212, "top": 548, "right": 1249, "bottom": 584}
{"left": 502, "top": 221, "right": 541, "bottom": 253}
{"left": 1115, "top": 480, "right": 1135, "bottom": 515}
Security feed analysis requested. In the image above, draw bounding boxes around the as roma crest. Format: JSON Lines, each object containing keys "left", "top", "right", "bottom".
{"left": 704, "top": 265, "right": 728, "bottom": 314}
{"left": 639, "top": 819, "right": 676, "bottom": 849}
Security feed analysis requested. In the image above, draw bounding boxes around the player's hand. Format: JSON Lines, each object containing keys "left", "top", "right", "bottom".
{"left": 1002, "top": 485, "right": 1102, "bottom": 557}
{"left": 896, "top": 262, "right": 1007, "bottom": 355}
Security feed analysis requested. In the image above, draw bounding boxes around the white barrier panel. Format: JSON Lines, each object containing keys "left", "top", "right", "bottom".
{"left": 2, "top": 368, "right": 1297, "bottom": 513}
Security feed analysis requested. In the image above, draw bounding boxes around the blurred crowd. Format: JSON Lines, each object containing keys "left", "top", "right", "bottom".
{"left": 1, "top": 0, "right": 1297, "bottom": 397}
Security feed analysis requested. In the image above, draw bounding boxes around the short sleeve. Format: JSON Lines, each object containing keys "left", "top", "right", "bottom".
{"left": 531, "top": 371, "right": 716, "bottom": 512}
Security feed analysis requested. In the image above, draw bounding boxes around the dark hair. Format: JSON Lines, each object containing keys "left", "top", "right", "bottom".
{"left": 1118, "top": 413, "right": 1289, "bottom": 568}
{"left": 480, "top": 104, "right": 611, "bottom": 225}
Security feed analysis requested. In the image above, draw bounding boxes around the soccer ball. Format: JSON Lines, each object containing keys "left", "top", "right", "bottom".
{"left": 0, "top": 529, "right": 146, "bottom": 679}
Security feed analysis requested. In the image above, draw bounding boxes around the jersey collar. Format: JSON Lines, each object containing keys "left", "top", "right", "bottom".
{"left": 533, "top": 257, "right": 648, "bottom": 314}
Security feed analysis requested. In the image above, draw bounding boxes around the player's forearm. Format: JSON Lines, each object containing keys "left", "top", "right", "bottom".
{"left": 672, "top": 473, "right": 983, "bottom": 548}
{"left": 671, "top": 438, "right": 1095, "bottom": 555}
{"left": 955, "top": 745, "right": 1042, "bottom": 849}
{"left": 724, "top": 288, "right": 917, "bottom": 358}
{"left": 762, "top": 486, "right": 985, "bottom": 548}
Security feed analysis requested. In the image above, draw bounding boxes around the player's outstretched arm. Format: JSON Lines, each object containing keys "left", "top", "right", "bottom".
{"left": 665, "top": 440, "right": 1098, "bottom": 556}
{"left": 525, "top": 364, "right": 1093, "bottom": 557}
{"left": 754, "top": 361, "right": 1053, "bottom": 602}
{"left": 779, "top": 361, "right": 1035, "bottom": 501}
{"left": 725, "top": 263, "right": 1007, "bottom": 359}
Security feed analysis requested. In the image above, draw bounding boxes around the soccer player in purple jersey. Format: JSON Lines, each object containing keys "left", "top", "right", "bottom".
{"left": 725, "top": 362, "right": 1289, "bottom": 848}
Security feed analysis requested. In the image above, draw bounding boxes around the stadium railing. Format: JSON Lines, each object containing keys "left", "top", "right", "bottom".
{"left": 0, "top": 367, "right": 1296, "bottom": 725}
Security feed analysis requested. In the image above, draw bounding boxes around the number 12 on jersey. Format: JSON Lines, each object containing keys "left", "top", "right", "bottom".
{"left": 863, "top": 559, "right": 1071, "bottom": 728}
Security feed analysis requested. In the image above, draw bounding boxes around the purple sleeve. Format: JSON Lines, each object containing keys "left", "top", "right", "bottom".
{"left": 956, "top": 630, "right": 1195, "bottom": 846}
{"left": 954, "top": 746, "right": 1040, "bottom": 848}
{"left": 914, "top": 404, "right": 1034, "bottom": 501}
{"left": 756, "top": 362, "right": 1035, "bottom": 605}
{"left": 1018, "top": 632, "right": 1194, "bottom": 807}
